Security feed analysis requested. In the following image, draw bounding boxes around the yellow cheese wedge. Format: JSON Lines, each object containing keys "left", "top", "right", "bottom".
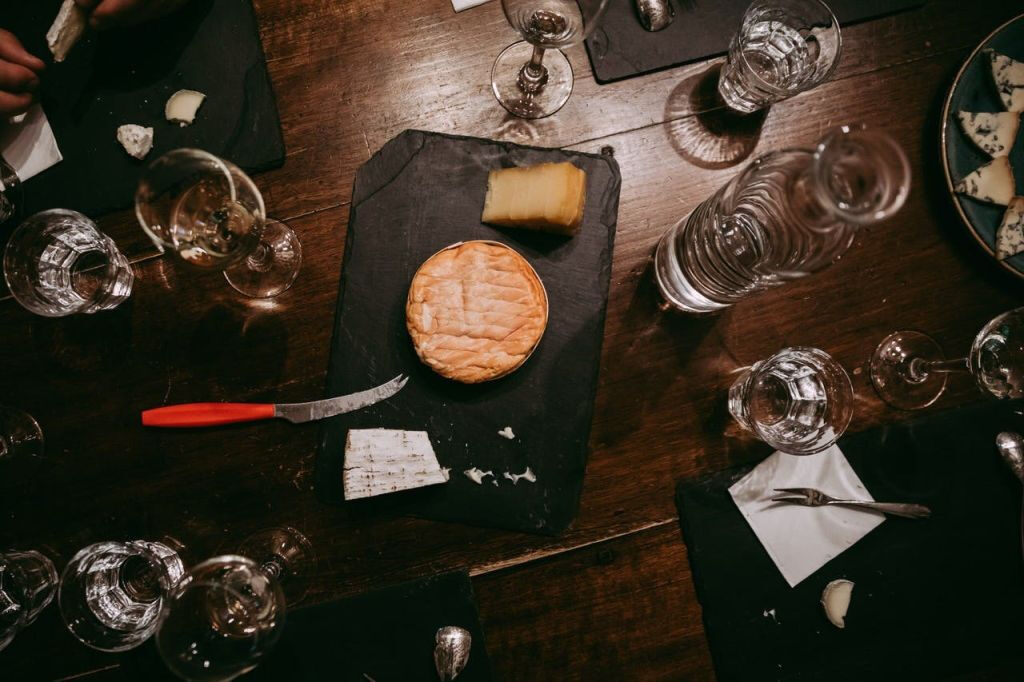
{"left": 481, "top": 162, "right": 586, "bottom": 236}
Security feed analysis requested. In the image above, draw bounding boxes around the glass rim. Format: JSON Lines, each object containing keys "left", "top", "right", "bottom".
{"left": 501, "top": 0, "right": 612, "bottom": 48}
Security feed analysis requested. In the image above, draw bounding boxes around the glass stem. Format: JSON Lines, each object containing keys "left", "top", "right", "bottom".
{"left": 260, "top": 556, "right": 287, "bottom": 583}
{"left": 517, "top": 46, "right": 549, "bottom": 95}
{"left": 246, "top": 242, "right": 274, "bottom": 273}
{"left": 909, "top": 356, "right": 969, "bottom": 381}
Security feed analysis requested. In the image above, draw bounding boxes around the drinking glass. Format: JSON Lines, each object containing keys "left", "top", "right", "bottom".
{"left": 58, "top": 540, "right": 186, "bottom": 652}
{"left": 871, "top": 307, "right": 1024, "bottom": 410}
{"left": 3, "top": 209, "right": 134, "bottom": 317}
{"left": 0, "top": 407, "right": 43, "bottom": 461}
{"left": 718, "top": 0, "right": 842, "bottom": 114}
{"left": 156, "top": 527, "right": 315, "bottom": 681}
{"left": 0, "top": 156, "right": 21, "bottom": 225}
{"left": 492, "top": 0, "right": 610, "bottom": 119}
{"left": 135, "top": 149, "right": 301, "bottom": 298}
{"left": 729, "top": 347, "right": 854, "bottom": 455}
{"left": 0, "top": 550, "right": 58, "bottom": 652}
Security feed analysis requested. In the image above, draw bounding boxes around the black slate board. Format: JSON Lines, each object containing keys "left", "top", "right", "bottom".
{"left": 0, "top": 0, "right": 284, "bottom": 218}
{"left": 675, "top": 402, "right": 1024, "bottom": 682}
{"left": 315, "top": 129, "right": 621, "bottom": 536}
{"left": 585, "top": 0, "right": 927, "bottom": 84}
{"left": 245, "top": 571, "right": 493, "bottom": 682}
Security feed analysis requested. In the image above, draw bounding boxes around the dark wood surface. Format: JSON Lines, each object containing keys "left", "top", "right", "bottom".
{"left": 1, "top": 0, "right": 1022, "bottom": 679}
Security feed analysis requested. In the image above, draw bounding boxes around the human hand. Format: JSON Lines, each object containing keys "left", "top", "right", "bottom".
{"left": 0, "top": 29, "right": 44, "bottom": 118}
{"left": 74, "top": 0, "right": 190, "bottom": 30}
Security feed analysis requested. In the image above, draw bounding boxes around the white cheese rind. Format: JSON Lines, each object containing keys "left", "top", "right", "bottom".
{"left": 957, "top": 111, "right": 1019, "bottom": 157}
{"left": 116, "top": 124, "right": 154, "bottom": 160}
{"left": 955, "top": 157, "right": 1015, "bottom": 206}
{"left": 47, "top": 0, "right": 88, "bottom": 63}
{"left": 996, "top": 197, "right": 1024, "bottom": 260}
{"left": 343, "top": 429, "right": 449, "bottom": 500}
{"left": 165, "top": 89, "right": 207, "bottom": 126}
{"left": 988, "top": 50, "right": 1024, "bottom": 113}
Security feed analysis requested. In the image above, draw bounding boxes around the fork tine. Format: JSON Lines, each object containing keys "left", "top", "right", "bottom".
{"left": 773, "top": 487, "right": 810, "bottom": 495}
{"left": 768, "top": 495, "right": 806, "bottom": 503}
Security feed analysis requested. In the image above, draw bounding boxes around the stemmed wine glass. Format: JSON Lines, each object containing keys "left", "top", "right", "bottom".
{"left": 871, "top": 307, "right": 1024, "bottom": 410}
{"left": 0, "top": 549, "right": 58, "bottom": 652}
{"left": 492, "top": 0, "right": 610, "bottom": 119}
{"left": 155, "top": 527, "right": 315, "bottom": 681}
{"left": 135, "top": 149, "right": 302, "bottom": 298}
{"left": 58, "top": 539, "right": 186, "bottom": 652}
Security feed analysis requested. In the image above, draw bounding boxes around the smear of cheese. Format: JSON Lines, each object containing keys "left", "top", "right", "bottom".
{"left": 343, "top": 429, "right": 449, "bottom": 500}
{"left": 116, "top": 125, "right": 154, "bottom": 160}
{"left": 503, "top": 467, "right": 537, "bottom": 485}
{"left": 821, "top": 579, "right": 854, "bottom": 629}
{"left": 996, "top": 197, "right": 1024, "bottom": 260}
{"left": 47, "top": 0, "right": 88, "bottom": 63}
{"left": 165, "top": 89, "right": 207, "bottom": 126}
{"left": 481, "top": 162, "right": 586, "bottom": 235}
{"left": 463, "top": 467, "right": 494, "bottom": 485}
{"left": 955, "top": 156, "right": 1015, "bottom": 206}
{"left": 957, "top": 111, "right": 1019, "bottom": 157}
{"left": 497, "top": 426, "right": 515, "bottom": 440}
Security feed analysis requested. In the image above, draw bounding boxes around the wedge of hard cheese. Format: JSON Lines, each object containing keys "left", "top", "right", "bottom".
{"left": 343, "top": 429, "right": 449, "bottom": 500}
{"left": 481, "top": 162, "right": 586, "bottom": 236}
{"left": 996, "top": 197, "right": 1024, "bottom": 261}
{"left": 957, "top": 111, "right": 1019, "bottom": 157}
{"left": 47, "top": 0, "right": 88, "bottom": 63}
{"left": 955, "top": 156, "right": 1015, "bottom": 206}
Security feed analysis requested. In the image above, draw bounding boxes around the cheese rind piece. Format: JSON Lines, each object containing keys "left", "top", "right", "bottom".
{"left": 165, "top": 89, "right": 207, "bottom": 126}
{"left": 822, "top": 579, "right": 854, "bottom": 629}
{"left": 955, "top": 157, "right": 1015, "bottom": 206}
{"left": 996, "top": 196, "right": 1024, "bottom": 260}
{"left": 481, "top": 162, "right": 586, "bottom": 236}
{"left": 957, "top": 111, "right": 1019, "bottom": 157}
{"left": 987, "top": 50, "right": 1024, "bottom": 112}
{"left": 47, "top": 0, "right": 89, "bottom": 63}
{"left": 343, "top": 429, "right": 449, "bottom": 500}
{"left": 116, "top": 125, "right": 154, "bottom": 160}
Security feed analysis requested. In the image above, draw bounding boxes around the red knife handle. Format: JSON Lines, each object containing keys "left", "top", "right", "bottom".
{"left": 142, "top": 403, "right": 276, "bottom": 428}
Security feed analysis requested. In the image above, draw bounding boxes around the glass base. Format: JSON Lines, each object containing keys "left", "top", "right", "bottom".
{"left": 224, "top": 219, "right": 301, "bottom": 298}
{"left": 870, "top": 331, "right": 947, "bottom": 410}
{"left": 491, "top": 42, "right": 573, "bottom": 119}
{"left": 0, "top": 408, "right": 44, "bottom": 460}
{"left": 238, "top": 527, "right": 316, "bottom": 605}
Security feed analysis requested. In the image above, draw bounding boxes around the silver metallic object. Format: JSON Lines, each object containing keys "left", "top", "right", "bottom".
{"left": 274, "top": 375, "right": 408, "bottom": 423}
{"left": 634, "top": 0, "right": 674, "bottom": 31}
{"left": 434, "top": 626, "right": 471, "bottom": 681}
{"left": 996, "top": 432, "right": 1024, "bottom": 483}
{"left": 771, "top": 487, "right": 932, "bottom": 519}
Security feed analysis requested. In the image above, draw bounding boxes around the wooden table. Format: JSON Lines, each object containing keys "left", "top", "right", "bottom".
{"left": 2, "top": 1, "right": 1022, "bottom": 679}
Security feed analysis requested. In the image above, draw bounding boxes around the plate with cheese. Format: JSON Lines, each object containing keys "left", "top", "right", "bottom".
{"left": 942, "top": 13, "right": 1024, "bottom": 278}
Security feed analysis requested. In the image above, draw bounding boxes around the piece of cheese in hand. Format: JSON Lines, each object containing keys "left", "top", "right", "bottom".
{"left": 957, "top": 111, "right": 1020, "bottom": 157}
{"left": 955, "top": 156, "right": 1015, "bottom": 206}
{"left": 481, "top": 162, "right": 586, "bottom": 236}
{"left": 996, "top": 196, "right": 1024, "bottom": 260}
{"left": 47, "top": 0, "right": 89, "bottom": 63}
{"left": 987, "top": 50, "right": 1024, "bottom": 112}
{"left": 117, "top": 125, "right": 154, "bottom": 160}
{"left": 165, "top": 89, "right": 207, "bottom": 126}
{"left": 343, "top": 429, "right": 449, "bottom": 500}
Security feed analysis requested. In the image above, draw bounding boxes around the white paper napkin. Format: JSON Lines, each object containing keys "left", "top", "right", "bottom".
{"left": 729, "top": 445, "right": 885, "bottom": 587}
{"left": 452, "top": 0, "right": 492, "bottom": 11}
{"left": 0, "top": 105, "right": 63, "bottom": 191}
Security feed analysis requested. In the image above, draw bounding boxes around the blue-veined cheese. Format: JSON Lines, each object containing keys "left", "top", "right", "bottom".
{"left": 957, "top": 111, "right": 1019, "bottom": 157}
{"left": 996, "top": 196, "right": 1024, "bottom": 260}
{"left": 987, "top": 50, "right": 1024, "bottom": 113}
{"left": 955, "top": 156, "right": 1015, "bottom": 206}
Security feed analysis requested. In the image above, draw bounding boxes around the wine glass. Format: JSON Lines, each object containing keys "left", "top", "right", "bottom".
{"left": 135, "top": 149, "right": 301, "bottom": 298}
{"left": 0, "top": 408, "right": 43, "bottom": 461}
{"left": 0, "top": 550, "right": 58, "bottom": 652}
{"left": 156, "top": 527, "right": 315, "bottom": 681}
{"left": 871, "top": 307, "right": 1024, "bottom": 410}
{"left": 492, "top": 0, "right": 610, "bottom": 119}
{"left": 58, "top": 540, "right": 186, "bottom": 652}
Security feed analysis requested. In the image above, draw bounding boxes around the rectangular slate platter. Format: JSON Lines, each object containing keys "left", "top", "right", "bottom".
{"left": 0, "top": 0, "right": 284, "bottom": 218}
{"left": 315, "top": 129, "right": 622, "bottom": 536}
{"left": 585, "top": 0, "right": 927, "bottom": 84}
{"left": 245, "top": 571, "right": 493, "bottom": 682}
{"left": 675, "top": 402, "right": 1024, "bottom": 681}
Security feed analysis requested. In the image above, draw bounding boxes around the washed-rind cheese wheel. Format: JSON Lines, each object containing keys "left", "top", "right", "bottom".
{"left": 406, "top": 241, "right": 548, "bottom": 383}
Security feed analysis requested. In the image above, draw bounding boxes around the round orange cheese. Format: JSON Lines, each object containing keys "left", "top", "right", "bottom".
{"left": 406, "top": 241, "right": 548, "bottom": 383}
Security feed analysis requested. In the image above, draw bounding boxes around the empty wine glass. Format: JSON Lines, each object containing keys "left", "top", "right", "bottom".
{"left": 729, "top": 346, "right": 854, "bottom": 455}
{"left": 871, "top": 307, "right": 1024, "bottom": 410}
{"left": 156, "top": 527, "right": 315, "bottom": 681}
{"left": 3, "top": 209, "right": 134, "bottom": 317}
{"left": 59, "top": 540, "right": 186, "bottom": 652}
{"left": 135, "top": 149, "right": 301, "bottom": 298}
{"left": 492, "top": 0, "right": 610, "bottom": 119}
{"left": 0, "top": 408, "right": 43, "bottom": 461}
{"left": 718, "top": 0, "right": 842, "bottom": 113}
{"left": 0, "top": 550, "right": 58, "bottom": 652}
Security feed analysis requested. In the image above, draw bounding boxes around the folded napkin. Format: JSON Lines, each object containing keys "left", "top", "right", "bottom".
{"left": 452, "top": 0, "right": 492, "bottom": 11}
{"left": 0, "top": 105, "right": 62, "bottom": 191}
{"left": 729, "top": 445, "right": 885, "bottom": 587}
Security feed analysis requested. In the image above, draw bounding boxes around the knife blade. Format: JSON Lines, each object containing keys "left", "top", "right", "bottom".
{"left": 141, "top": 375, "right": 408, "bottom": 428}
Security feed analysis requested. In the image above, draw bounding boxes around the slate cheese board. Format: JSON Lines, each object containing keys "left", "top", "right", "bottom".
{"left": 585, "top": 0, "right": 927, "bottom": 84}
{"left": 315, "top": 129, "right": 622, "bottom": 536}
{"left": 675, "top": 402, "right": 1024, "bottom": 681}
{"left": 0, "top": 0, "right": 284, "bottom": 218}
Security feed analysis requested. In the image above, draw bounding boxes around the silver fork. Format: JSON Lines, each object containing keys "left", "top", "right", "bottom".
{"left": 771, "top": 487, "right": 932, "bottom": 519}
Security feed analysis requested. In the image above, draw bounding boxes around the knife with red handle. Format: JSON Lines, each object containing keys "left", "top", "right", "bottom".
{"left": 142, "top": 375, "right": 408, "bottom": 428}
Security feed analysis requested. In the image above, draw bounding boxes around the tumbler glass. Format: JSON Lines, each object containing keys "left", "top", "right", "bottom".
{"left": 0, "top": 550, "right": 58, "bottom": 652}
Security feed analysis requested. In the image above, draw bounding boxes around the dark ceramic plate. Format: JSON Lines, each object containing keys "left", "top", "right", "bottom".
{"left": 941, "top": 13, "right": 1024, "bottom": 278}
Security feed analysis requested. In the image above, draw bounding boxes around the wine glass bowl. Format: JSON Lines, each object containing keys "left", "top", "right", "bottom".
{"left": 970, "top": 308, "right": 1024, "bottom": 399}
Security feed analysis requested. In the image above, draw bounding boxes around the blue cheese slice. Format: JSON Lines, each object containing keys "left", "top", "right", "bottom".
{"left": 343, "top": 429, "right": 449, "bottom": 500}
{"left": 957, "top": 111, "right": 1019, "bottom": 157}
{"left": 987, "top": 50, "right": 1024, "bottom": 112}
{"left": 996, "top": 197, "right": 1024, "bottom": 260}
{"left": 955, "top": 156, "right": 1015, "bottom": 206}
